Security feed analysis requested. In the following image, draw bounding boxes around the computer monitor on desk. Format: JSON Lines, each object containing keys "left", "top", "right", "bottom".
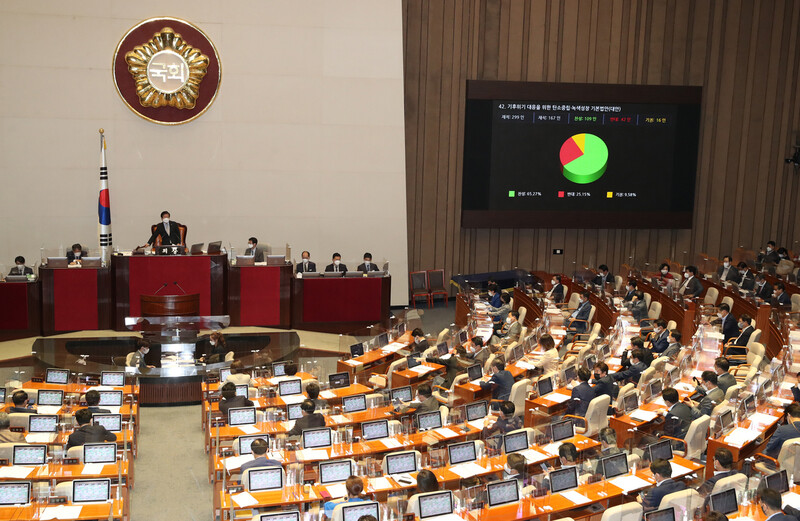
{"left": 5, "top": 275, "right": 28, "bottom": 282}
{"left": 46, "top": 257, "right": 68, "bottom": 268}
{"left": 190, "top": 243, "right": 204, "bottom": 255}
{"left": 645, "top": 508, "right": 675, "bottom": 521}
{"left": 81, "top": 257, "right": 102, "bottom": 267}
{"left": 366, "top": 270, "right": 385, "bottom": 277}
{"left": 549, "top": 467, "right": 579, "bottom": 493}
{"left": 236, "top": 256, "right": 255, "bottom": 266}
{"left": 45, "top": 368, "right": 69, "bottom": 385}
{"left": 0, "top": 482, "right": 31, "bottom": 505}
{"left": 256, "top": 512, "right": 300, "bottom": 521}
{"left": 321, "top": 271, "right": 345, "bottom": 277}
{"left": 207, "top": 242, "right": 222, "bottom": 254}
{"left": 267, "top": 255, "right": 285, "bottom": 266}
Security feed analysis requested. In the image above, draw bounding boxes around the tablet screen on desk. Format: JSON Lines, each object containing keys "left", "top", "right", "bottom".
{"left": 710, "top": 488, "right": 738, "bottom": 515}
{"left": 258, "top": 513, "right": 300, "bottom": 521}
{"left": 718, "top": 409, "right": 734, "bottom": 431}
{"left": 28, "top": 415, "right": 57, "bottom": 433}
{"left": 537, "top": 377, "right": 554, "bottom": 397}
{"left": 37, "top": 390, "right": 63, "bottom": 406}
{"left": 238, "top": 435, "right": 270, "bottom": 455}
{"left": 72, "top": 478, "right": 111, "bottom": 503}
{"left": 466, "top": 400, "right": 488, "bottom": 421}
{"left": 419, "top": 491, "right": 454, "bottom": 518}
{"left": 93, "top": 414, "right": 122, "bottom": 432}
{"left": 272, "top": 362, "right": 287, "bottom": 377}
{"left": 13, "top": 445, "right": 46, "bottom": 466}
{"left": 487, "top": 479, "right": 519, "bottom": 507}
{"left": 101, "top": 371, "right": 125, "bottom": 387}
{"left": 766, "top": 469, "right": 789, "bottom": 494}
{"left": 0, "top": 482, "right": 30, "bottom": 505}
{"left": 458, "top": 330, "right": 468, "bottom": 344}
{"left": 467, "top": 364, "right": 482, "bottom": 382}
{"left": 350, "top": 343, "right": 365, "bottom": 358}
{"left": 343, "top": 394, "right": 367, "bottom": 413}
{"left": 45, "top": 368, "right": 69, "bottom": 385}
{"left": 646, "top": 440, "right": 673, "bottom": 462}
{"left": 600, "top": 452, "right": 629, "bottom": 479}
{"left": 448, "top": 441, "right": 476, "bottom": 465}
{"left": 98, "top": 390, "right": 123, "bottom": 407}
{"left": 407, "top": 356, "right": 422, "bottom": 369}
{"left": 623, "top": 393, "right": 639, "bottom": 412}
{"left": 302, "top": 427, "right": 332, "bottom": 449}
{"left": 513, "top": 344, "right": 524, "bottom": 362}
{"left": 550, "top": 419, "right": 574, "bottom": 442}
{"left": 585, "top": 355, "right": 597, "bottom": 371}
{"left": 361, "top": 419, "right": 389, "bottom": 441}
{"left": 391, "top": 386, "right": 412, "bottom": 403}
{"left": 417, "top": 411, "right": 442, "bottom": 431}
{"left": 549, "top": 466, "right": 578, "bottom": 494}
{"left": 342, "top": 502, "right": 379, "bottom": 521}
{"left": 228, "top": 407, "right": 256, "bottom": 426}
{"left": 562, "top": 365, "right": 577, "bottom": 384}
{"left": 219, "top": 368, "right": 232, "bottom": 382}
{"left": 645, "top": 507, "right": 675, "bottom": 521}
{"left": 503, "top": 431, "right": 528, "bottom": 454}
{"left": 84, "top": 443, "right": 117, "bottom": 464}
{"left": 248, "top": 468, "right": 283, "bottom": 491}
{"left": 649, "top": 379, "right": 663, "bottom": 398}
{"left": 386, "top": 451, "right": 417, "bottom": 475}
{"left": 0, "top": 389, "right": 5, "bottom": 404}
{"left": 235, "top": 385, "right": 249, "bottom": 398}
{"left": 319, "top": 460, "right": 353, "bottom": 484}
{"left": 287, "top": 404, "right": 303, "bottom": 420}
{"left": 376, "top": 333, "right": 390, "bottom": 348}
{"left": 436, "top": 342, "right": 449, "bottom": 356}
{"left": 328, "top": 372, "right": 350, "bottom": 390}
{"left": 279, "top": 379, "right": 302, "bottom": 396}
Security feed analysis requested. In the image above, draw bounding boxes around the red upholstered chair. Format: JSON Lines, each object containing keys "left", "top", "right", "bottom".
{"left": 409, "top": 271, "right": 431, "bottom": 308}
{"left": 427, "top": 269, "right": 448, "bottom": 307}
{"left": 150, "top": 222, "right": 188, "bottom": 250}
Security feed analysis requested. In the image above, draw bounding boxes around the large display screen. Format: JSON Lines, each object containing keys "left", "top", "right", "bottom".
{"left": 462, "top": 81, "right": 702, "bottom": 228}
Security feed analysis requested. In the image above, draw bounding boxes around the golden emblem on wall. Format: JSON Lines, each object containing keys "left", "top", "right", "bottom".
{"left": 125, "top": 28, "right": 209, "bottom": 109}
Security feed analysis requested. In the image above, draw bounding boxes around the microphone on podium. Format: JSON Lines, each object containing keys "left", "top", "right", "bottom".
{"left": 153, "top": 283, "right": 169, "bottom": 295}
{"left": 174, "top": 282, "right": 188, "bottom": 295}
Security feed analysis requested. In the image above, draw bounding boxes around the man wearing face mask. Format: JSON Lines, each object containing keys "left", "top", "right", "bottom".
{"left": 591, "top": 362, "right": 618, "bottom": 402}
{"left": 592, "top": 264, "right": 614, "bottom": 287}
{"left": 712, "top": 303, "right": 738, "bottom": 342}
{"left": 757, "top": 488, "right": 798, "bottom": 521}
{"left": 737, "top": 261, "right": 756, "bottom": 290}
{"left": 244, "top": 237, "right": 264, "bottom": 262}
{"left": 324, "top": 252, "right": 347, "bottom": 273}
{"left": 723, "top": 315, "right": 753, "bottom": 359}
{"left": 757, "top": 241, "right": 780, "bottom": 268}
{"left": 663, "top": 329, "right": 682, "bottom": 359}
{"left": 773, "top": 282, "right": 792, "bottom": 308}
{"left": 356, "top": 253, "right": 380, "bottom": 273}
{"left": 649, "top": 319, "right": 670, "bottom": 353}
{"left": 128, "top": 339, "right": 155, "bottom": 370}
{"left": 678, "top": 265, "right": 703, "bottom": 298}
{"left": 480, "top": 359, "right": 514, "bottom": 402}
{"left": 625, "top": 290, "right": 649, "bottom": 323}
{"left": 566, "top": 291, "right": 592, "bottom": 335}
{"left": 407, "top": 328, "right": 429, "bottom": 363}
{"left": 491, "top": 310, "right": 521, "bottom": 345}
{"left": 397, "top": 383, "right": 439, "bottom": 414}
{"left": 296, "top": 251, "right": 316, "bottom": 273}
{"left": 486, "top": 283, "right": 502, "bottom": 308}
{"left": 686, "top": 371, "right": 723, "bottom": 418}
{"left": 754, "top": 273, "right": 774, "bottom": 301}
{"left": 66, "top": 243, "right": 84, "bottom": 264}
{"left": 622, "top": 280, "right": 637, "bottom": 301}
{"left": 716, "top": 255, "right": 741, "bottom": 283}
{"left": 7, "top": 256, "right": 33, "bottom": 277}
{"left": 548, "top": 275, "right": 564, "bottom": 304}
{"left": 145, "top": 211, "right": 182, "bottom": 248}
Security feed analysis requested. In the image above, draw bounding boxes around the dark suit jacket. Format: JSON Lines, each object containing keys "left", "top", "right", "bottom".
{"left": 566, "top": 382, "right": 594, "bottom": 417}
{"left": 755, "top": 281, "right": 774, "bottom": 300}
{"left": 593, "top": 272, "right": 614, "bottom": 287}
{"left": 720, "top": 314, "right": 739, "bottom": 343}
{"left": 693, "top": 387, "right": 724, "bottom": 418}
{"left": 7, "top": 266, "right": 33, "bottom": 276}
{"left": 357, "top": 262, "right": 380, "bottom": 273}
{"left": 471, "top": 347, "right": 490, "bottom": 367}
{"left": 400, "top": 395, "right": 440, "bottom": 415}
{"left": 288, "top": 412, "right": 326, "bottom": 438}
{"left": 697, "top": 469, "right": 740, "bottom": 496}
{"left": 489, "top": 293, "right": 502, "bottom": 308}
{"left": 426, "top": 355, "right": 469, "bottom": 389}
{"left": 623, "top": 290, "right": 635, "bottom": 302}
{"left": 240, "top": 456, "right": 283, "bottom": 473}
{"left": 84, "top": 406, "right": 111, "bottom": 415}
{"left": 297, "top": 260, "right": 317, "bottom": 273}
{"left": 730, "top": 325, "right": 754, "bottom": 347}
{"left": 662, "top": 343, "right": 682, "bottom": 359}
{"left": 568, "top": 301, "right": 592, "bottom": 333}
{"left": 244, "top": 247, "right": 265, "bottom": 263}
{"left": 739, "top": 271, "right": 756, "bottom": 291}
{"left": 8, "top": 406, "right": 36, "bottom": 414}
{"left": 664, "top": 402, "right": 693, "bottom": 438}
{"left": 148, "top": 221, "right": 182, "bottom": 245}
{"left": 765, "top": 420, "right": 800, "bottom": 458}
{"left": 717, "top": 373, "right": 737, "bottom": 395}
{"left": 629, "top": 299, "right": 649, "bottom": 322}
{"left": 550, "top": 284, "right": 564, "bottom": 304}
{"left": 480, "top": 370, "right": 514, "bottom": 401}
{"left": 717, "top": 266, "right": 741, "bottom": 283}
{"left": 324, "top": 263, "right": 348, "bottom": 273}
{"left": 592, "top": 375, "right": 618, "bottom": 400}
{"left": 66, "top": 251, "right": 84, "bottom": 263}
{"left": 219, "top": 396, "right": 254, "bottom": 418}
{"left": 66, "top": 424, "right": 117, "bottom": 449}
{"left": 651, "top": 331, "right": 670, "bottom": 354}
{"left": 642, "top": 478, "right": 687, "bottom": 510}
{"left": 613, "top": 361, "right": 646, "bottom": 383}
{"left": 774, "top": 292, "right": 792, "bottom": 307}
{"left": 680, "top": 277, "right": 703, "bottom": 297}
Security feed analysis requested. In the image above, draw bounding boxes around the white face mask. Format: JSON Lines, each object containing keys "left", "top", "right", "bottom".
{"left": 551, "top": 280, "right": 557, "bottom": 285}
{"left": 142, "top": 348, "right": 149, "bottom": 355}
{"left": 302, "top": 258, "right": 309, "bottom": 263}
{"left": 506, "top": 317, "right": 512, "bottom": 323}
{"left": 415, "top": 337, "right": 422, "bottom": 344}
{"left": 723, "top": 262, "right": 730, "bottom": 268}
{"left": 364, "top": 261, "right": 370, "bottom": 265}
{"left": 73, "top": 252, "right": 81, "bottom": 258}
{"left": 334, "top": 260, "right": 340, "bottom": 266}
{"left": 248, "top": 244, "right": 254, "bottom": 249}
{"left": 717, "top": 313, "right": 724, "bottom": 318}
{"left": 685, "top": 273, "right": 691, "bottom": 279}
{"left": 767, "top": 247, "right": 773, "bottom": 252}
{"left": 210, "top": 340, "right": 216, "bottom": 346}
{"left": 738, "top": 322, "right": 746, "bottom": 329}
{"left": 661, "top": 269, "right": 668, "bottom": 275}
{"left": 163, "top": 218, "right": 169, "bottom": 224}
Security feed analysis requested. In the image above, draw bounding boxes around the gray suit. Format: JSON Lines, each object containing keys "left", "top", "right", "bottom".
{"left": 662, "top": 343, "right": 681, "bottom": 359}
{"left": 693, "top": 386, "right": 724, "bottom": 418}
{"left": 244, "top": 247, "right": 264, "bottom": 262}
{"left": 400, "top": 395, "right": 440, "bottom": 415}
{"left": 502, "top": 321, "right": 522, "bottom": 343}
{"left": 127, "top": 351, "right": 148, "bottom": 370}
{"left": 717, "top": 373, "right": 737, "bottom": 395}
{"left": 679, "top": 277, "right": 703, "bottom": 298}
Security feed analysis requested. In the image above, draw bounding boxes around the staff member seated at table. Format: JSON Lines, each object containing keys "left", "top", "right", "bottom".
{"left": 678, "top": 266, "right": 703, "bottom": 298}
{"left": 773, "top": 282, "right": 792, "bottom": 308}
{"left": 697, "top": 447, "right": 741, "bottom": 498}
{"left": 491, "top": 310, "right": 521, "bottom": 345}
{"left": 357, "top": 253, "right": 380, "bottom": 273}
{"left": 0, "top": 413, "right": 24, "bottom": 443}
{"left": 530, "top": 334, "right": 560, "bottom": 374}
{"left": 567, "top": 292, "right": 592, "bottom": 334}
{"left": 145, "top": 210, "right": 182, "bottom": 247}
{"left": 548, "top": 275, "right": 565, "bottom": 304}
{"left": 426, "top": 346, "right": 471, "bottom": 389}
{"left": 638, "top": 458, "right": 686, "bottom": 511}
{"left": 612, "top": 349, "right": 646, "bottom": 384}
{"left": 66, "top": 243, "right": 84, "bottom": 264}
{"left": 686, "top": 371, "right": 723, "bottom": 418}
{"left": 650, "top": 319, "right": 670, "bottom": 353}
{"left": 565, "top": 368, "right": 594, "bottom": 417}
{"left": 593, "top": 265, "right": 614, "bottom": 287}
{"left": 660, "top": 388, "right": 693, "bottom": 440}
{"left": 323, "top": 475, "right": 368, "bottom": 519}
{"left": 244, "top": 237, "right": 264, "bottom": 262}
{"left": 482, "top": 400, "right": 523, "bottom": 438}
{"left": 67, "top": 409, "right": 117, "bottom": 449}
{"left": 468, "top": 337, "right": 491, "bottom": 366}
{"left": 324, "top": 253, "right": 347, "bottom": 273}
{"left": 397, "top": 383, "right": 439, "bottom": 415}
{"left": 218, "top": 382, "right": 254, "bottom": 418}
{"left": 297, "top": 251, "right": 316, "bottom": 273}
{"left": 764, "top": 402, "right": 800, "bottom": 459}
{"left": 663, "top": 330, "right": 683, "bottom": 359}
{"left": 712, "top": 357, "right": 736, "bottom": 395}
{"left": 592, "top": 362, "right": 618, "bottom": 401}
{"left": 129, "top": 339, "right": 156, "bottom": 369}
{"left": 82, "top": 390, "right": 111, "bottom": 415}
{"left": 240, "top": 438, "right": 282, "bottom": 472}
{"left": 7, "top": 256, "right": 33, "bottom": 277}
{"left": 9, "top": 390, "right": 36, "bottom": 414}
{"left": 287, "top": 399, "right": 326, "bottom": 437}
{"left": 480, "top": 359, "right": 514, "bottom": 402}
{"left": 487, "top": 283, "right": 502, "bottom": 308}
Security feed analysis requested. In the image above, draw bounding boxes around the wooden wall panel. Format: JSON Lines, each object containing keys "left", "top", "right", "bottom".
{"left": 403, "top": 0, "right": 800, "bottom": 290}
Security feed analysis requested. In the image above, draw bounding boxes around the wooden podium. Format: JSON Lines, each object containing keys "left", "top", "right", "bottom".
{"left": 140, "top": 294, "right": 200, "bottom": 317}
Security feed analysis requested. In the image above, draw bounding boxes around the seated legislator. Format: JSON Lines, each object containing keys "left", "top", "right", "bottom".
{"left": 218, "top": 382, "right": 254, "bottom": 418}
{"left": 324, "top": 252, "right": 347, "bottom": 273}
{"left": 397, "top": 383, "right": 439, "bottom": 415}
{"left": 548, "top": 275, "right": 565, "bottom": 304}
{"left": 737, "top": 262, "right": 756, "bottom": 291}
{"left": 426, "top": 346, "right": 471, "bottom": 389}
{"left": 531, "top": 334, "right": 560, "bottom": 374}
{"left": 66, "top": 243, "right": 84, "bottom": 264}
{"left": 612, "top": 348, "right": 646, "bottom": 384}
{"left": 487, "top": 283, "right": 502, "bottom": 308}
{"left": 592, "top": 362, "right": 618, "bottom": 401}
{"left": 697, "top": 447, "right": 741, "bottom": 498}
{"left": 754, "top": 273, "right": 774, "bottom": 301}
{"left": 305, "top": 382, "right": 326, "bottom": 411}
{"left": 357, "top": 252, "right": 380, "bottom": 273}
{"left": 661, "top": 387, "right": 692, "bottom": 439}
{"left": 491, "top": 310, "right": 521, "bottom": 345}
{"left": 9, "top": 390, "right": 36, "bottom": 414}
{"left": 764, "top": 402, "right": 800, "bottom": 459}
{"left": 67, "top": 409, "right": 116, "bottom": 449}
{"left": 490, "top": 293, "right": 512, "bottom": 330}
{"left": 540, "top": 443, "right": 590, "bottom": 489}
{"left": 625, "top": 290, "right": 649, "bottom": 323}
{"left": 82, "top": 390, "right": 111, "bottom": 415}
{"left": 757, "top": 488, "right": 798, "bottom": 521}
{"left": 565, "top": 291, "right": 592, "bottom": 337}
{"left": 591, "top": 428, "right": 627, "bottom": 474}
{"left": 638, "top": 458, "right": 686, "bottom": 512}
{"left": 482, "top": 400, "right": 523, "bottom": 438}
{"left": 622, "top": 280, "right": 637, "bottom": 301}
{"left": 757, "top": 241, "right": 780, "bottom": 267}
{"left": 621, "top": 337, "right": 653, "bottom": 368}
{"left": 658, "top": 263, "right": 676, "bottom": 286}
{"left": 407, "top": 328, "right": 429, "bottom": 363}
{"left": 414, "top": 469, "right": 440, "bottom": 494}
{"left": 663, "top": 329, "right": 682, "bottom": 359}
{"left": 712, "top": 303, "right": 739, "bottom": 343}
{"left": 469, "top": 337, "right": 491, "bottom": 367}
{"left": 686, "top": 371, "right": 724, "bottom": 418}
{"left": 296, "top": 250, "right": 317, "bottom": 273}
{"left": 772, "top": 282, "right": 791, "bottom": 308}
{"left": 286, "top": 399, "right": 325, "bottom": 437}
{"left": 480, "top": 359, "right": 514, "bottom": 402}
{"left": 724, "top": 314, "right": 754, "bottom": 358}
{"left": 0, "top": 413, "right": 24, "bottom": 443}
{"left": 717, "top": 255, "right": 741, "bottom": 283}
{"left": 145, "top": 210, "right": 183, "bottom": 247}
{"left": 650, "top": 319, "right": 670, "bottom": 354}
{"left": 240, "top": 438, "right": 282, "bottom": 472}
{"left": 323, "top": 475, "right": 368, "bottom": 519}
{"left": 565, "top": 367, "right": 594, "bottom": 417}
{"left": 678, "top": 265, "right": 703, "bottom": 298}
{"left": 7, "top": 256, "right": 33, "bottom": 277}
{"left": 592, "top": 264, "right": 614, "bottom": 287}
{"left": 224, "top": 361, "right": 251, "bottom": 386}
{"left": 711, "top": 357, "right": 736, "bottom": 395}
{"left": 245, "top": 237, "right": 265, "bottom": 262}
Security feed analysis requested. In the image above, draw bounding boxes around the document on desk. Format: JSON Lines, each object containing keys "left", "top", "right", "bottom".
{"left": 319, "top": 390, "right": 337, "bottom": 400}
{"left": 382, "top": 342, "right": 406, "bottom": 353}
{"left": 81, "top": 463, "right": 106, "bottom": 475}
{"left": 231, "top": 491, "right": 259, "bottom": 508}
{"left": 542, "top": 392, "right": 571, "bottom": 404}
{"left": 519, "top": 449, "right": 550, "bottom": 464}
{"left": 559, "top": 490, "right": 591, "bottom": 505}
{"left": 433, "top": 427, "right": 459, "bottom": 439}
{"left": 342, "top": 359, "right": 363, "bottom": 366}
{"left": 515, "top": 360, "right": 537, "bottom": 371}
{"left": 782, "top": 492, "right": 800, "bottom": 510}
{"left": 409, "top": 365, "right": 434, "bottom": 375}
{"left": 391, "top": 473, "right": 416, "bottom": 486}
{"left": 368, "top": 476, "right": 393, "bottom": 492}
{"left": 325, "top": 483, "right": 348, "bottom": 498}
{"left": 669, "top": 461, "right": 693, "bottom": 477}
{"left": 267, "top": 452, "right": 284, "bottom": 462}
{"left": 297, "top": 449, "right": 329, "bottom": 461}
{"left": 629, "top": 409, "right": 659, "bottom": 423}
{"left": 267, "top": 376, "right": 294, "bottom": 385}
{"left": 724, "top": 427, "right": 761, "bottom": 447}
{"left": 40, "top": 505, "right": 84, "bottom": 520}
{"left": 748, "top": 412, "right": 780, "bottom": 426}
{"left": 542, "top": 442, "right": 563, "bottom": 456}
{"left": 450, "top": 462, "right": 488, "bottom": 478}
{"left": 37, "top": 406, "right": 62, "bottom": 415}
{"left": 609, "top": 475, "right": 653, "bottom": 493}
{"left": 281, "top": 420, "right": 296, "bottom": 431}
{"left": 470, "top": 378, "right": 485, "bottom": 386}
{"left": 224, "top": 454, "right": 254, "bottom": 470}
{"left": 606, "top": 357, "right": 622, "bottom": 367}
{"left": 330, "top": 415, "right": 350, "bottom": 424}
{"left": 674, "top": 382, "right": 695, "bottom": 393}
{"left": 651, "top": 396, "right": 667, "bottom": 406}
{"left": 281, "top": 395, "right": 306, "bottom": 405}
{"left": 25, "top": 433, "right": 56, "bottom": 443}
{"left": 238, "top": 424, "right": 260, "bottom": 434}
{"left": 468, "top": 419, "right": 487, "bottom": 431}
{"left": 0, "top": 465, "right": 36, "bottom": 478}
{"left": 381, "top": 438, "right": 403, "bottom": 449}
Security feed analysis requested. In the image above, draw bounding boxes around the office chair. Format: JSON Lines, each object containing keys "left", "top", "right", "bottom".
{"left": 564, "top": 395, "right": 610, "bottom": 437}
{"left": 663, "top": 415, "right": 710, "bottom": 461}
{"left": 753, "top": 439, "right": 800, "bottom": 476}
{"left": 710, "top": 472, "right": 748, "bottom": 496}
{"left": 658, "top": 489, "right": 703, "bottom": 514}
{"left": 599, "top": 502, "right": 643, "bottom": 521}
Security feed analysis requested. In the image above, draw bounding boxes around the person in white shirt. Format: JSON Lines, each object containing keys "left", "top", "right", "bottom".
{"left": 530, "top": 334, "right": 559, "bottom": 374}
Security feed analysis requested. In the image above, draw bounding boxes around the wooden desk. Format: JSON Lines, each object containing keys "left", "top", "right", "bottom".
{"left": 391, "top": 363, "right": 444, "bottom": 389}
{"left": 0, "top": 280, "right": 41, "bottom": 340}
{"left": 291, "top": 276, "right": 392, "bottom": 334}
{"left": 228, "top": 264, "right": 292, "bottom": 328}
{"left": 39, "top": 267, "right": 112, "bottom": 335}
{"left": 335, "top": 335, "right": 410, "bottom": 380}
{"left": 9, "top": 498, "right": 124, "bottom": 520}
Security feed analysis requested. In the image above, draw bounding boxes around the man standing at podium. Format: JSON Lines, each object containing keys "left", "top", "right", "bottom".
{"left": 145, "top": 210, "right": 182, "bottom": 247}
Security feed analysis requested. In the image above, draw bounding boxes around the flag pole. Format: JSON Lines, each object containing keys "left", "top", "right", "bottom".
{"left": 98, "top": 129, "right": 112, "bottom": 266}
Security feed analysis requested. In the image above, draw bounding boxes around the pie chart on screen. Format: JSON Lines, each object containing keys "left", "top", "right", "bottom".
{"left": 560, "top": 133, "right": 608, "bottom": 184}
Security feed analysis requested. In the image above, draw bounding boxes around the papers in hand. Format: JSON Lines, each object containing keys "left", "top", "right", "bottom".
{"left": 559, "top": 490, "right": 591, "bottom": 505}
{"left": 224, "top": 454, "right": 254, "bottom": 470}
{"left": 610, "top": 474, "right": 652, "bottom": 493}
{"left": 449, "top": 462, "right": 487, "bottom": 479}
{"left": 231, "top": 491, "right": 259, "bottom": 508}
{"left": 326, "top": 483, "right": 348, "bottom": 498}
{"left": 629, "top": 409, "right": 659, "bottom": 422}
{"left": 542, "top": 392, "right": 571, "bottom": 404}
{"left": 0, "top": 465, "right": 35, "bottom": 478}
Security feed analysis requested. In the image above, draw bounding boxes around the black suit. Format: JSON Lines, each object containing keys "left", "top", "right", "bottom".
{"left": 774, "top": 291, "right": 791, "bottom": 308}
{"left": 66, "top": 251, "right": 84, "bottom": 263}
{"left": 698, "top": 469, "right": 740, "bottom": 497}
{"left": 566, "top": 382, "right": 595, "bottom": 417}
{"left": 679, "top": 276, "right": 703, "bottom": 298}
{"left": 549, "top": 284, "right": 564, "bottom": 304}
{"left": 642, "top": 478, "right": 687, "bottom": 511}
{"left": 426, "top": 356, "right": 469, "bottom": 389}
{"left": 66, "top": 424, "right": 117, "bottom": 449}
{"left": 716, "top": 266, "right": 741, "bottom": 283}
{"left": 244, "top": 247, "right": 265, "bottom": 263}
{"left": 765, "top": 420, "right": 800, "bottom": 458}
{"left": 719, "top": 313, "right": 739, "bottom": 343}
{"left": 613, "top": 361, "right": 646, "bottom": 383}
{"left": 755, "top": 281, "right": 774, "bottom": 300}
{"left": 651, "top": 330, "right": 670, "bottom": 354}
{"left": 325, "top": 263, "right": 348, "bottom": 273}
{"left": 357, "top": 262, "right": 380, "bottom": 273}
{"left": 663, "top": 402, "right": 693, "bottom": 438}
{"left": 730, "top": 325, "right": 754, "bottom": 347}
{"left": 593, "top": 272, "right": 614, "bottom": 287}
{"left": 480, "top": 369, "right": 514, "bottom": 401}
{"left": 297, "top": 260, "right": 317, "bottom": 273}
{"left": 287, "top": 413, "right": 326, "bottom": 438}
{"left": 7, "top": 266, "right": 33, "bottom": 276}
{"left": 148, "top": 221, "right": 182, "bottom": 245}
{"left": 739, "top": 271, "right": 756, "bottom": 291}
{"left": 592, "top": 375, "right": 618, "bottom": 400}
{"left": 219, "top": 396, "right": 254, "bottom": 419}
